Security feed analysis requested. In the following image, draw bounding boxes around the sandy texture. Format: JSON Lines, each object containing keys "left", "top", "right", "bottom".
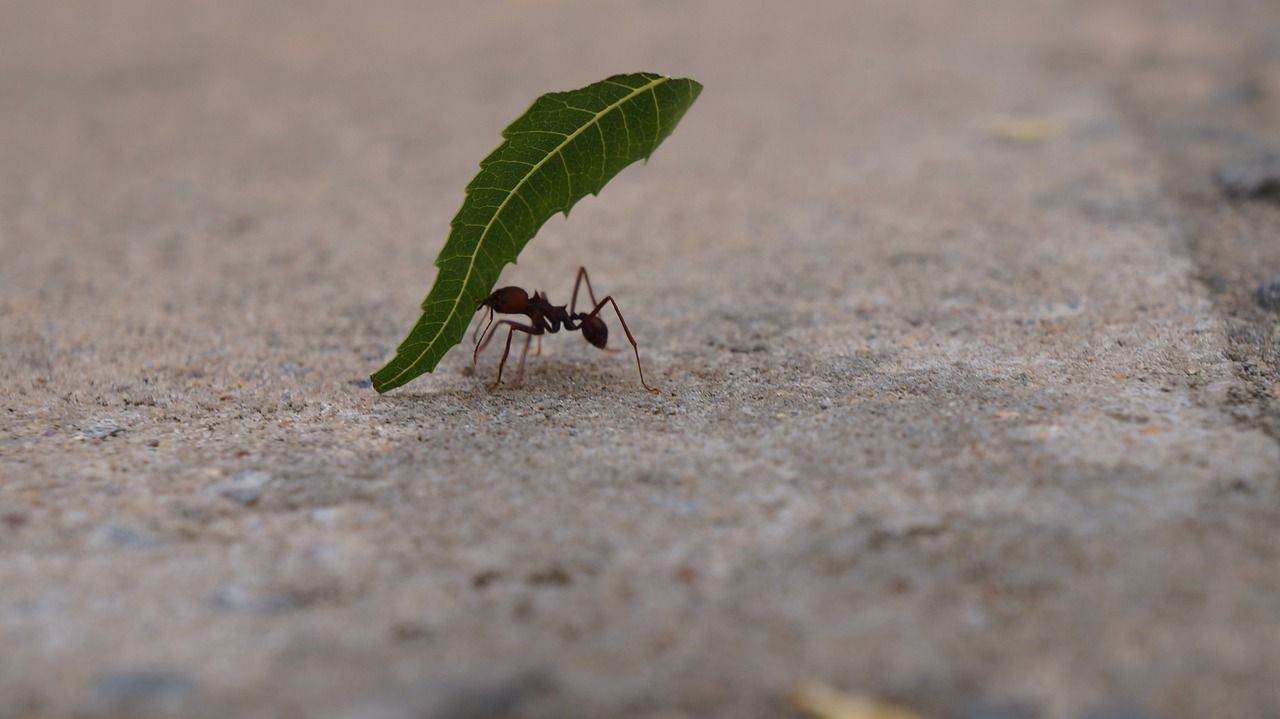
{"left": 2, "top": 1, "right": 1279, "bottom": 718}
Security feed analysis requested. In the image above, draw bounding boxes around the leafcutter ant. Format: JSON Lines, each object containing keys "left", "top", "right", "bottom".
{"left": 471, "top": 267, "right": 657, "bottom": 392}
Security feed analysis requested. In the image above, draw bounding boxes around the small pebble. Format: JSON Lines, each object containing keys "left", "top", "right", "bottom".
{"left": 281, "top": 363, "right": 311, "bottom": 377}
{"left": 89, "top": 523, "right": 160, "bottom": 550}
{"left": 953, "top": 701, "right": 1040, "bottom": 719}
{"left": 305, "top": 543, "right": 338, "bottom": 560}
{"left": 1255, "top": 276, "right": 1280, "bottom": 311}
{"left": 207, "top": 470, "right": 272, "bottom": 505}
{"left": 431, "top": 672, "right": 552, "bottom": 719}
{"left": 334, "top": 673, "right": 549, "bottom": 719}
{"left": 93, "top": 670, "right": 196, "bottom": 709}
{"left": 819, "top": 398, "right": 833, "bottom": 410}
{"left": 526, "top": 565, "right": 572, "bottom": 587}
{"left": 1081, "top": 707, "right": 1151, "bottom": 719}
{"left": 6, "top": 595, "right": 67, "bottom": 624}
{"left": 310, "top": 507, "right": 342, "bottom": 528}
{"left": 209, "top": 584, "right": 297, "bottom": 615}
{"left": 388, "top": 622, "right": 431, "bottom": 643}
{"left": 1, "top": 512, "right": 29, "bottom": 529}
{"left": 1215, "top": 151, "right": 1280, "bottom": 198}
{"left": 79, "top": 419, "right": 125, "bottom": 440}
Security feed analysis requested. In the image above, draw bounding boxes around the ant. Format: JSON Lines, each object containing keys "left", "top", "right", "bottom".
{"left": 470, "top": 267, "right": 658, "bottom": 392}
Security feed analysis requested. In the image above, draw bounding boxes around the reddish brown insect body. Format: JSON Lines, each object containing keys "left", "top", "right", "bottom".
{"left": 471, "top": 267, "right": 657, "bottom": 392}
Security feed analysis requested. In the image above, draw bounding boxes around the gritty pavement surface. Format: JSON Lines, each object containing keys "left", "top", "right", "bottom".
{"left": 3, "top": 2, "right": 1280, "bottom": 718}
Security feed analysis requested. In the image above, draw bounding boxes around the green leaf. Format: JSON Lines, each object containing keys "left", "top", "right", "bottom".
{"left": 371, "top": 72, "right": 702, "bottom": 393}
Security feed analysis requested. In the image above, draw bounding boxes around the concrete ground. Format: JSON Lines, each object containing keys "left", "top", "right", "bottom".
{"left": 2, "top": 1, "right": 1279, "bottom": 717}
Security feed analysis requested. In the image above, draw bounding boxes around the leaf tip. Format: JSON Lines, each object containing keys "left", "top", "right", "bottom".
{"left": 369, "top": 370, "right": 393, "bottom": 394}
{"left": 370, "top": 356, "right": 415, "bottom": 394}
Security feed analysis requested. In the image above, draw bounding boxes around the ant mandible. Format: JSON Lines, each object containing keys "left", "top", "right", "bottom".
{"left": 471, "top": 267, "right": 658, "bottom": 393}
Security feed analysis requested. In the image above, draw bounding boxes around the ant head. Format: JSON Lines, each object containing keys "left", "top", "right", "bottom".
{"left": 580, "top": 314, "right": 608, "bottom": 349}
{"left": 482, "top": 286, "right": 529, "bottom": 314}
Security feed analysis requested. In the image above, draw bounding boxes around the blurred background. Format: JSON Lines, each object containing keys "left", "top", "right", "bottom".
{"left": 2, "top": 2, "right": 1279, "bottom": 718}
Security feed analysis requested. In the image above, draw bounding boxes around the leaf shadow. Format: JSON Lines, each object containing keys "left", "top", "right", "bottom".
{"left": 374, "top": 358, "right": 657, "bottom": 407}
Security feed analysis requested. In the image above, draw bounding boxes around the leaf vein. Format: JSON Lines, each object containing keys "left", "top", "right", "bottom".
{"left": 373, "top": 73, "right": 699, "bottom": 392}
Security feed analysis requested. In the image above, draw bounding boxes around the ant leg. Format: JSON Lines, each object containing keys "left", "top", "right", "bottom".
{"left": 569, "top": 266, "right": 600, "bottom": 315}
{"left": 488, "top": 321, "right": 540, "bottom": 390}
{"left": 514, "top": 331, "right": 534, "bottom": 386}
{"left": 471, "top": 307, "right": 496, "bottom": 371}
{"left": 472, "top": 306, "right": 494, "bottom": 346}
{"left": 473, "top": 316, "right": 519, "bottom": 369}
{"left": 473, "top": 309, "right": 501, "bottom": 371}
{"left": 588, "top": 296, "right": 658, "bottom": 393}
{"left": 534, "top": 335, "right": 542, "bottom": 357}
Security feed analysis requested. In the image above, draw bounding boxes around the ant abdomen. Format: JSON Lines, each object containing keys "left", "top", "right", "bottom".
{"left": 485, "top": 286, "right": 529, "bottom": 313}
{"left": 580, "top": 315, "right": 608, "bottom": 349}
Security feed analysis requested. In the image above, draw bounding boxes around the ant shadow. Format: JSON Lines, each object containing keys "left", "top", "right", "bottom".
{"left": 373, "top": 358, "right": 658, "bottom": 410}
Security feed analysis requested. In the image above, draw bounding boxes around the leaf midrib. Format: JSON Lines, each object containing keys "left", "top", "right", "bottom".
{"left": 383, "top": 74, "right": 670, "bottom": 387}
